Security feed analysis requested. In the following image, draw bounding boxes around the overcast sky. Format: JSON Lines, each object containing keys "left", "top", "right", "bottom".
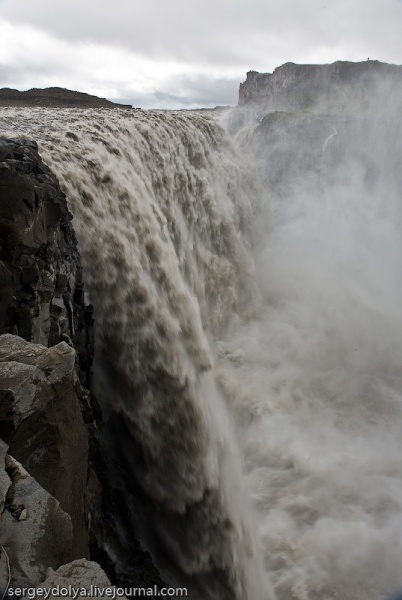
{"left": 1, "top": 0, "right": 402, "bottom": 109}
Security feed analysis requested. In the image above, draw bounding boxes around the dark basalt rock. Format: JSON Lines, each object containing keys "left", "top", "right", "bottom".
{"left": 0, "top": 138, "right": 93, "bottom": 386}
{"left": 0, "top": 139, "right": 95, "bottom": 584}
{"left": 0, "top": 334, "right": 89, "bottom": 561}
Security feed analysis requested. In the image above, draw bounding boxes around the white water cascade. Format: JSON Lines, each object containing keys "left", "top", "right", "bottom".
{"left": 1, "top": 105, "right": 402, "bottom": 600}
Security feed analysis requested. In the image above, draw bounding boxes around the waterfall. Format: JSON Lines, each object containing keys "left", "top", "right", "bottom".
{"left": 0, "top": 107, "right": 271, "bottom": 599}
{"left": 320, "top": 125, "right": 337, "bottom": 169}
{"left": 2, "top": 103, "right": 402, "bottom": 600}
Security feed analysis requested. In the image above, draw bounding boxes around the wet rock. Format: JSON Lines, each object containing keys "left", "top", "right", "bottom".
{"left": 0, "top": 438, "right": 10, "bottom": 513}
{"left": 0, "top": 454, "right": 72, "bottom": 586}
{"left": 0, "top": 138, "right": 93, "bottom": 387}
{"left": 0, "top": 334, "right": 89, "bottom": 559}
{"left": 0, "top": 261, "right": 13, "bottom": 332}
{"left": 40, "top": 559, "right": 114, "bottom": 596}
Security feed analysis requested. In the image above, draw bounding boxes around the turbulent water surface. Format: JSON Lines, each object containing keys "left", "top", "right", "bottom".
{"left": 1, "top": 104, "right": 402, "bottom": 600}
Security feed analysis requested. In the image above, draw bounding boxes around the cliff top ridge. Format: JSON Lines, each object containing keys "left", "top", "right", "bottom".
{"left": 239, "top": 60, "right": 402, "bottom": 113}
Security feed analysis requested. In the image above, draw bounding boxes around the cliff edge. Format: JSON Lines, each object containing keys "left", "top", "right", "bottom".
{"left": 238, "top": 60, "right": 402, "bottom": 114}
{"left": 0, "top": 138, "right": 94, "bottom": 586}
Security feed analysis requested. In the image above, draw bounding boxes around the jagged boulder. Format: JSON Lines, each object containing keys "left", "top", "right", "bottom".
{"left": 0, "top": 334, "right": 89, "bottom": 559}
{"left": 41, "top": 559, "right": 114, "bottom": 595}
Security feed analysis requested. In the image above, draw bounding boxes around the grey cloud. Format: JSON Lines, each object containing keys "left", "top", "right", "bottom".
{"left": 113, "top": 75, "right": 240, "bottom": 109}
{"left": 2, "top": 0, "right": 402, "bottom": 69}
{"left": 0, "top": 52, "right": 240, "bottom": 109}
{"left": 0, "top": 62, "right": 66, "bottom": 86}
{"left": 1, "top": 0, "right": 402, "bottom": 108}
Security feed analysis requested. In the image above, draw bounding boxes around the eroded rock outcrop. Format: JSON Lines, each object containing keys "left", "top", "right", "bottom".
{"left": 0, "top": 334, "right": 89, "bottom": 559}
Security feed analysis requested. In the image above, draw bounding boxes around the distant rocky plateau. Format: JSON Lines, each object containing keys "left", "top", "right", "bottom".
{"left": 239, "top": 59, "right": 402, "bottom": 114}
{"left": 0, "top": 87, "right": 132, "bottom": 108}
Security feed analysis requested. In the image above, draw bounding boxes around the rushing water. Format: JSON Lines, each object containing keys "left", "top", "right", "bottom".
{"left": 1, "top": 105, "right": 402, "bottom": 600}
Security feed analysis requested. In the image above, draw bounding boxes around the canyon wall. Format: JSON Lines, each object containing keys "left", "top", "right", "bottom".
{"left": 239, "top": 60, "right": 402, "bottom": 114}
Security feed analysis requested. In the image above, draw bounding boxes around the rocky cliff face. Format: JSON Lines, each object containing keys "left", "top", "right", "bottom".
{"left": 0, "top": 139, "right": 95, "bottom": 587}
{"left": 0, "top": 334, "right": 89, "bottom": 561}
{"left": 232, "top": 60, "right": 402, "bottom": 197}
{"left": 0, "top": 440, "right": 73, "bottom": 586}
{"left": 0, "top": 137, "right": 93, "bottom": 378}
{"left": 238, "top": 60, "right": 402, "bottom": 114}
